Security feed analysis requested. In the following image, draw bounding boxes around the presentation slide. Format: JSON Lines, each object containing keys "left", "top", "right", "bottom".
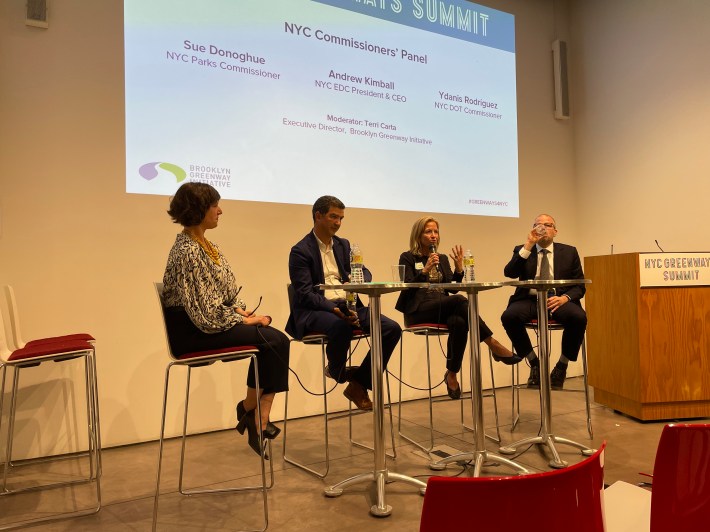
{"left": 124, "top": 0, "right": 518, "bottom": 216}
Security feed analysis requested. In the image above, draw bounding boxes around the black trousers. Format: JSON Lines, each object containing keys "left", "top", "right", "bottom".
{"left": 303, "top": 305, "right": 401, "bottom": 390}
{"left": 164, "top": 308, "right": 290, "bottom": 394}
{"left": 404, "top": 293, "right": 494, "bottom": 374}
{"left": 500, "top": 298, "right": 587, "bottom": 362}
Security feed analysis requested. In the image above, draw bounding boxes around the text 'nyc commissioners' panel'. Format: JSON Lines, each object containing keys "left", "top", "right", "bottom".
{"left": 124, "top": 0, "right": 517, "bottom": 216}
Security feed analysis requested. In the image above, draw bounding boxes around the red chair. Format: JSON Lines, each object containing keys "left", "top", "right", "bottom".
{"left": 282, "top": 284, "right": 394, "bottom": 478}
{"left": 650, "top": 423, "right": 710, "bottom": 531}
{"left": 152, "top": 283, "right": 269, "bottom": 531}
{"left": 0, "top": 287, "right": 101, "bottom": 530}
{"left": 420, "top": 442, "right": 606, "bottom": 532}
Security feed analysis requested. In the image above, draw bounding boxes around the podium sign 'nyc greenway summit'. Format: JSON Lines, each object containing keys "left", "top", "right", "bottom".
{"left": 639, "top": 252, "right": 710, "bottom": 287}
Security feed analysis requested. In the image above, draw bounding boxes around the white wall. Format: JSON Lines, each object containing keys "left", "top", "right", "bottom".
{"left": 0, "top": 0, "right": 582, "bottom": 458}
{"left": 569, "top": 0, "right": 710, "bottom": 257}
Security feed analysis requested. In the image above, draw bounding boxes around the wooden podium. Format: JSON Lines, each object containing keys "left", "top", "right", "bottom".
{"left": 585, "top": 252, "right": 710, "bottom": 420}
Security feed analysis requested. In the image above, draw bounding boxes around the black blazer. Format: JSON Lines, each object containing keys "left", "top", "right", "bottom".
{"left": 395, "top": 251, "right": 463, "bottom": 315}
{"left": 503, "top": 242, "right": 585, "bottom": 304}
{"left": 285, "top": 232, "right": 371, "bottom": 340}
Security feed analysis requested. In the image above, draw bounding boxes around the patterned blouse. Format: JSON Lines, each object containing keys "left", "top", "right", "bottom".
{"left": 162, "top": 232, "right": 247, "bottom": 333}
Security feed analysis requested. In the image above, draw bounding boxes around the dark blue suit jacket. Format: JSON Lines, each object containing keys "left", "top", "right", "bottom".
{"left": 286, "top": 232, "right": 372, "bottom": 340}
{"left": 503, "top": 242, "right": 586, "bottom": 304}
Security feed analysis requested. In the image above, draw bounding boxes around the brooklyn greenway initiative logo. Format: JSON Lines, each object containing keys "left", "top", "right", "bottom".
{"left": 139, "top": 162, "right": 186, "bottom": 182}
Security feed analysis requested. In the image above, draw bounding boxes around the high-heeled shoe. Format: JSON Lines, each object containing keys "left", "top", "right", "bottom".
{"left": 235, "top": 401, "right": 269, "bottom": 459}
{"left": 237, "top": 402, "right": 280, "bottom": 440}
{"left": 444, "top": 371, "right": 461, "bottom": 400}
{"left": 264, "top": 422, "right": 281, "bottom": 440}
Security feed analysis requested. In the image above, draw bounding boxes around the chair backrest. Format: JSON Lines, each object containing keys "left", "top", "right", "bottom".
{"left": 3, "top": 285, "right": 26, "bottom": 350}
{"left": 651, "top": 423, "right": 710, "bottom": 531}
{"left": 154, "top": 282, "right": 179, "bottom": 361}
{"left": 0, "top": 295, "right": 14, "bottom": 362}
{"left": 420, "top": 443, "right": 606, "bottom": 532}
{"left": 286, "top": 283, "right": 296, "bottom": 314}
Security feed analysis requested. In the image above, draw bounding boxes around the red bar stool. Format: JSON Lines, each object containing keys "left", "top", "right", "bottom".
{"left": 511, "top": 320, "right": 593, "bottom": 439}
{"left": 0, "top": 288, "right": 100, "bottom": 530}
{"left": 3, "top": 286, "right": 100, "bottom": 476}
{"left": 282, "top": 285, "right": 395, "bottom": 479}
{"left": 397, "top": 323, "right": 501, "bottom": 454}
{"left": 152, "top": 283, "right": 270, "bottom": 532}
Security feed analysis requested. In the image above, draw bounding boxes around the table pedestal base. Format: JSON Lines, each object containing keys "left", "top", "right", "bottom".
{"left": 324, "top": 470, "right": 426, "bottom": 517}
{"left": 500, "top": 434, "right": 595, "bottom": 469}
{"left": 429, "top": 449, "right": 529, "bottom": 476}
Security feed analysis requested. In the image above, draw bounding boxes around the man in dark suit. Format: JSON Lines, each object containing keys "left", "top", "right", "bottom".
{"left": 501, "top": 214, "right": 587, "bottom": 390}
{"left": 286, "top": 196, "right": 401, "bottom": 410}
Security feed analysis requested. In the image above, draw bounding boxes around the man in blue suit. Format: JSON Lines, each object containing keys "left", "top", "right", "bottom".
{"left": 286, "top": 196, "right": 401, "bottom": 410}
{"left": 501, "top": 214, "right": 587, "bottom": 390}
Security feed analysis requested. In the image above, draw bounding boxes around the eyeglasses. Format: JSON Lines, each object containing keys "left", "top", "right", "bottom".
{"left": 534, "top": 223, "right": 556, "bottom": 228}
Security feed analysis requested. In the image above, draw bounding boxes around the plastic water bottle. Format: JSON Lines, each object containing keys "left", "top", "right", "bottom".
{"left": 346, "top": 291, "right": 357, "bottom": 313}
{"left": 463, "top": 249, "right": 475, "bottom": 282}
{"left": 350, "top": 244, "right": 364, "bottom": 284}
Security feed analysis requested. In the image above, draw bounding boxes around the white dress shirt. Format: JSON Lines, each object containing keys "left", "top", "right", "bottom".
{"left": 314, "top": 232, "right": 347, "bottom": 300}
{"left": 518, "top": 242, "right": 554, "bottom": 295}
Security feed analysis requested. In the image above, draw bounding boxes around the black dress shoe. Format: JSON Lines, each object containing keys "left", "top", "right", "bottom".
{"left": 527, "top": 364, "right": 540, "bottom": 389}
{"left": 325, "top": 364, "right": 360, "bottom": 384}
{"left": 492, "top": 353, "right": 524, "bottom": 365}
{"left": 550, "top": 364, "right": 568, "bottom": 390}
{"left": 444, "top": 371, "right": 461, "bottom": 400}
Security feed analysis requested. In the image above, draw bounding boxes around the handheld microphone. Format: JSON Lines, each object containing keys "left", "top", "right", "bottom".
{"left": 655, "top": 239, "right": 665, "bottom": 252}
{"left": 429, "top": 244, "right": 440, "bottom": 273}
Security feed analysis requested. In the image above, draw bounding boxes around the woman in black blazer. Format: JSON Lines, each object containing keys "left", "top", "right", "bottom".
{"left": 395, "top": 216, "right": 520, "bottom": 399}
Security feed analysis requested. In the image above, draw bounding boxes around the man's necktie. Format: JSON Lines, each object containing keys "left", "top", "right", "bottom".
{"left": 539, "top": 249, "right": 552, "bottom": 280}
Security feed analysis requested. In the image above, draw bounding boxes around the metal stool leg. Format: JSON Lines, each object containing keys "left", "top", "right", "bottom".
{"left": 152, "top": 363, "right": 173, "bottom": 531}
{"left": 397, "top": 336, "right": 405, "bottom": 437}
{"left": 349, "top": 366, "right": 397, "bottom": 459}
{"left": 1, "top": 368, "right": 20, "bottom": 493}
{"left": 153, "top": 355, "right": 269, "bottom": 532}
{"left": 398, "top": 330, "right": 437, "bottom": 453}
{"left": 511, "top": 357, "right": 521, "bottom": 432}
{"left": 0, "top": 365, "right": 6, "bottom": 495}
{"left": 346, "top": 335, "right": 396, "bottom": 457}
{"left": 581, "top": 339, "right": 593, "bottom": 439}
{"left": 510, "top": 326, "right": 593, "bottom": 439}
{"left": 88, "top": 348, "right": 103, "bottom": 480}
{"left": 486, "top": 348, "right": 502, "bottom": 443}
{"left": 0, "top": 356, "right": 102, "bottom": 531}
{"left": 282, "top": 338, "right": 331, "bottom": 478}
{"left": 547, "top": 326, "right": 592, "bottom": 440}
{"left": 461, "top": 347, "right": 501, "bottom": 443}
{"left": 511, "top": 327, "right": 544, "bottom": 433}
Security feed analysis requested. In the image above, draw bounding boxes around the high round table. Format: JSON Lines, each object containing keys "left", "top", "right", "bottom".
{"left": 498, "top": 279, "right": 595, "bottom": 468}
{"left": 428, "top": 282, "right": 529, "bottom": 476}
{"left": 319, "top": 282, "right": 428, "bottom": 517}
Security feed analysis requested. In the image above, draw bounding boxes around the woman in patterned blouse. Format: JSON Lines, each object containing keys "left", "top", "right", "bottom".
{"left": 162, "top": 182, "right": 289, "bottom": 457}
